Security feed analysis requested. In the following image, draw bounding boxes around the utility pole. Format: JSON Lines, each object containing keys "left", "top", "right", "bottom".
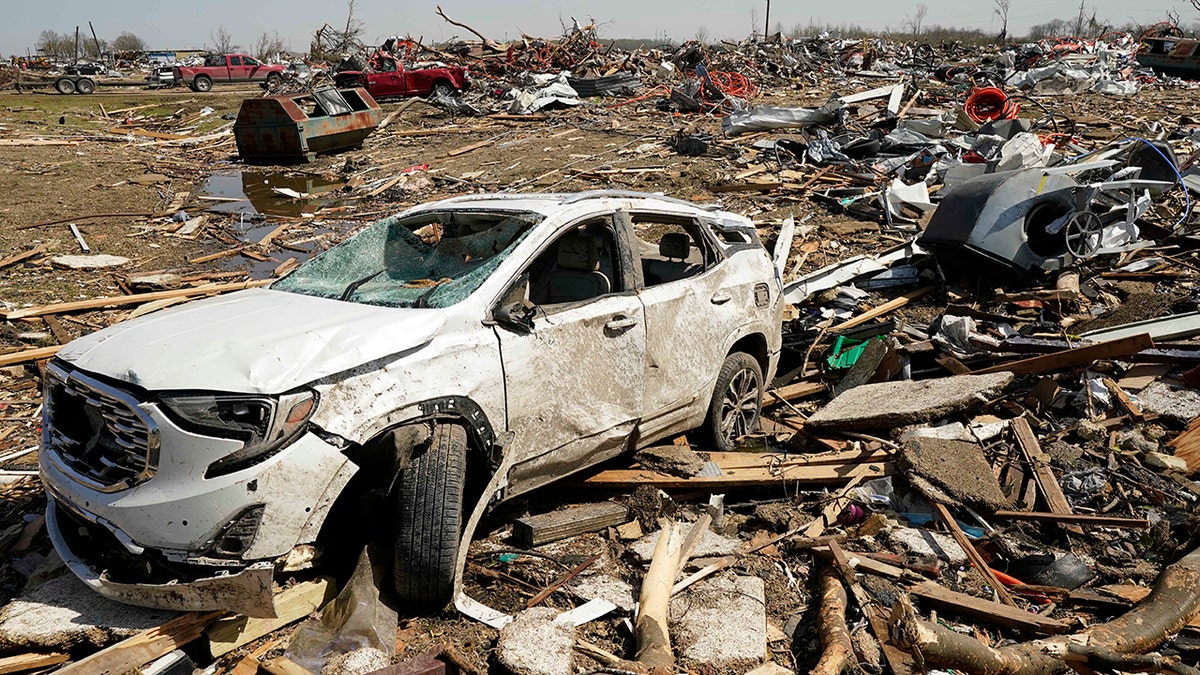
{"left": 765, "top": 0, "right": 771, "bottom": 38}
{"left": 88, "top": 21, "right": 102, "bottom": 63}
{"left": 74, "top": 26, "right": 80, "bottom": 63}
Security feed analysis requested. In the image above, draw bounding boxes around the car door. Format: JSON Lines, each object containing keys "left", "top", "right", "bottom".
{"left": 633, "top": 213, "right": 744, "bottom": 441}
{"left": 373, "top": 57, "right": 403, "bottom": 97}
{"left": 493, "top": 212, "right": 645, "bottom": 496}
{"left": 242, "top": 56, "right": 263, "bottom": 81}
{"left": 224, "top": 55, "right": 243, "bottom": 82}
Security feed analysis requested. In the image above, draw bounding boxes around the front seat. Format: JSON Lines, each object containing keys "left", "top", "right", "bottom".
{"left": 547, "top": 232, "right": 611, "bottom": 303}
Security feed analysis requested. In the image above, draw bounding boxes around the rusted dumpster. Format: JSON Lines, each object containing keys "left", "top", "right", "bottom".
{"left": 234, "top": 87, "right": 383, "bottom": 163}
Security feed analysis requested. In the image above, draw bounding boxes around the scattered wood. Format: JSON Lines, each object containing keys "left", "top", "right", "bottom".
{"left": 512, "top": 502, "right": 630, "bottom": 547}
{"left": 932, "top": 502, "right": 1017, "bottom": 607}
{"left": 0, "top": 346, "right": 60, "bottom": 368}
{"left": 526, "top": 554, "right": 600, "bottom": 608}
{"left": 0, "top": 139, "right": 80, "bottom": 146}
{"left": 765, "top": 380, "right": 827, "bottom": 405}
{"left": 446, "top": 139, "right": 494, "bottom": 157}
{"left": 830, "top": 285, "right": 937, "bottom": 332}
{"left": 0, "top": 652, "right": 69, "bottom": 675}
{"left": 991, "top": 510, "right": 1150, "bottom": 529}
{"left": 635, "top": 515, "right": 711, "bottom": 672}
{"left": 908, "top": 580, "right": 1069, "bottom": 634}
{"left": 0, "top": 245, "right": 46, "bottom": 269}
{"left": 55, "top": 611, "right": 223, "bottom": 675}
{"left": 580, "top": 459, "right": 891, "bottom": 490}
{"left": 1169, "top": 417, "right": 1200, "bottom": 475}
{"left": 206, "top": 578, "right": 336, "bottom": 657}
{"left": 827, "top": 541, "right": 917, "bottom": 675}
{"left": 1012, "top": 417, "right": 1083, "bottom": 534}
{"left": 2, "top": 280, "right": 271, "bottom": 320}
{"left": 974, "top": 334, "right": 1154, "bottom": 376}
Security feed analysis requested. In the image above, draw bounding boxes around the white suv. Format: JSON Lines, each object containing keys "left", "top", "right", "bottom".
{"left": 40, "top": 191, "right": 783, "bottom": 616}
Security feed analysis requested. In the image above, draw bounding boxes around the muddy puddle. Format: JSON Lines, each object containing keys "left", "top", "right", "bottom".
{"left": 198, "top": 171, "right": 351, "bottom": 217}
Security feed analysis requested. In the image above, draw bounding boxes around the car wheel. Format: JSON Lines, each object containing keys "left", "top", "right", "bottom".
{"left": 264, "top": 72, "right": 282, "bottom": 88}
{"left": 74, "top": 78, "right": 95, "bottom": 95}
{"left": 54, "top": 77, "right": 76, "bottom": 95}
{"left": 394, "top": 422, "right": 466, "bottom": 608}
{"left": 194, "top": 75, "right": 212, "bottom": 92}
{"left": 701, "top": 352, "right": 763, "bottom": 452}
{"left": 430, "top": 81, "right": 455, "bottom": 98}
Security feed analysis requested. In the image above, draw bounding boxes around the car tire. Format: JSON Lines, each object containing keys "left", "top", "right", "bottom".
{"left": 264, "top": 72, "right": 282, "bottom": 88}
{"left": 430, "top": 81, "right": 455, "bottom": 98}
{"left": 54, "top": 77, "right": 76, "bottom": 95}
{"left": 701, "top": 352, "right": 763, "bottom": 452}
{"left": 74, "top": 78, "right": 95, "bottom": 95}
{"left": 193, "top": 75, "right": 212, "bottom": 92}
{"left": 394, "top": 422, "right": 467, "bottom": 608}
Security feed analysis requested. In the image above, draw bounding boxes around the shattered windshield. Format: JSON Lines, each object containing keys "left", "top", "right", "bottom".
{"left": 273, "top": 209, "right": 540, "bottom": 308}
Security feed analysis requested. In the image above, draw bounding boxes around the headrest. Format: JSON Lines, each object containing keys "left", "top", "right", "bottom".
{"left": 557, "top": 232, "right": 601, "bottom": 271}
{"left": 659, "top": 232, "right": 691, "bottom": 260}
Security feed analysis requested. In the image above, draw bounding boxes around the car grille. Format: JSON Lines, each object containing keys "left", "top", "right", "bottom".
{"left": 43, "top": 363, "right": 159, "bottom": 492}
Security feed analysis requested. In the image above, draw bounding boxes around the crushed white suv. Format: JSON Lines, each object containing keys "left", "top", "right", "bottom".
{"left": 40, "top": 191, "right": 784, "bottom": 616}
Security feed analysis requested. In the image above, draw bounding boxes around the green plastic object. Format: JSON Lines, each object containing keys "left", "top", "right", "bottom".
{"left": 827, "top": 335, "right": 870, "bottom": 370}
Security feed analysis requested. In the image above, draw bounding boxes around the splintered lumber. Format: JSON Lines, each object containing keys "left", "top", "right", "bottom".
{"left": 527, "top": 554, "right": 600, "bottom": 608}
{"left": 580, "top": 457, "right": 891, "bottom": 490}
{"left": 891, "top": 544, "right": 1200, "bottom": 675}
{"left": 206, "top": 578, "right": 336, "bottom": 657}
{"left": 831, "top": 285, "right": 937, "bottom": 332}
{"left": 446, "top": 139, "right": 494, "bottom": 157}
{"left": 0, "top": 652, "right": 69, "bottom": 674}
{"left": 802, "top": 463, "right": 880, "bottom": 538}
{"left": 827, "top": 541, "right": 917, "bottom": 675}
{"left": 0, "top": 244, "right": 46, "bottom": 269}
{"left": 3, "top": 280, "right": 271, "bottom": 320}
{"left": 56, "top": 611, "right": 223, "bottom": 675}
{"left": 812, "top": 564, "right": 858, "bottom": 675}
{"left": 909, "top": 581, "right": 1069, "bottom": 635}
{"left": 635, "top": 516, "right": 711, "bottom": 673}
{"left": 991, "top": 510, "right": 1150, "bottom": 530}
{"left": 1012, "top": 417, "right": 1082, "bottom": 534}
{"left": 765, "top": 380, "right": 827, "bottom": 405}
{"left": 974, "top": 334, "right": 1154, "bottom": 376}
{"left": 0, "top": 346, "right": 60, "bottom": 368}
{"left": 1101, "top": 377, "right": 1144, "bottom": 420}
{"left": 512, "top": 502, "right": 629, "bottom": 547}
{"left": 933, "top": 502, "right": 1017, "bottom": 607}
{"left": 1168, "top": 417, "right": 1200, "bottom": 475}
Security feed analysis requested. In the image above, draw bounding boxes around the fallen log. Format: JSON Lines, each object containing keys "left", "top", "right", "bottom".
{"left": 890, "top": 544, "right": 1200, "bottom": 675}
{"left": 635, "top": 515, "right": 710, "bottom": 673}
{"left": 813, "top": 564, "right": 857, "bottom": 675}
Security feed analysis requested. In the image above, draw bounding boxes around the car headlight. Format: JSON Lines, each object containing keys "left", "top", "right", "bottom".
{"left": 160, "top": 390, "right": 317, "bottom": 477}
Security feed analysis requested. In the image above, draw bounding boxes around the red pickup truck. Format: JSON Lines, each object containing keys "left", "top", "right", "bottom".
{"left": 175, "top": 54, "right": 286, "bottom": 92}
{"left": 334, "top": 53, "right": 469, "bottom": 100}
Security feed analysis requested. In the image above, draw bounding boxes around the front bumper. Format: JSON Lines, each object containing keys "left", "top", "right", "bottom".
{"left": 46, "top": 499, "right": 278, "bottom": 617}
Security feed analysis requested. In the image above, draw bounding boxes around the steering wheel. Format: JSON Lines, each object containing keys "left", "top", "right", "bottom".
{"left": 1064, "top": 210, "right": 1105, "bottom": 259}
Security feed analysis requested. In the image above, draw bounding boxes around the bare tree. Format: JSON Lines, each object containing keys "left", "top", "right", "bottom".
{"left": 908, "top": 3, "right": 929, "bottom": 35}
{"left": 694, "top": 25, "right": 710, "bottom": 44}
{"left": 993, "top": 0, "right": 1012, "bottom": 40}
{"left": 254, "top": 31, "right": 286, "bottom": 61}
{"left": 1072, "top": 0, "right": 1087, "bottom": 36}
{"left": 111, "top": 31, "right": 146, "bottom": 53}
{"left": 750, "top": 7, "right": 759, "bottom": 38}
{"left": 36, "top": 30, "right": 74, "bottom": 59}
{"left": 211, "top": 26, "right": 236, "bottom": 54}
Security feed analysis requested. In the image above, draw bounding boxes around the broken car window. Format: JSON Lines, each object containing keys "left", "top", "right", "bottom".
{"left": 527, "top": 219, "right": 622, "bottom": 306}
{"left": 631, "top": 214, "right": 714, "bottom": 287}
{"left": 273, "top": 210, "right": 541, "bottom": 308}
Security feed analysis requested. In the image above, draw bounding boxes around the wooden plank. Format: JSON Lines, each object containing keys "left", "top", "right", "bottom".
{"left": 512, "top": 502, "right": 629, "bottom": 547}
{"left": 932, "top": 502, "right": 1017, "bottom": 607}
{"left": 2, "top": 280, "right": 271, "bottom": 320}
{"left": 830, "top": 285, "right": 937, "bottom": 332}
{"left": 0, "top": 245, "right": 46, "bottom": 270}
{"left": 579, "top": 461, "right": 891, "bottom": 490}
{"left": 1011, "top": 417, "right": 1082, "bottom": 534}
{"left": 991, "top": 510, "right": 1149, "bottom": 529}
{"left": 0, "top": 652, "right": 69, "bottom": 674}
{"left": 974, "top": 334, "right": 1155, "bottom": 376}
{"left": 909, "top": 581, "right": 1069, "bottom": 634}
{"left": 1101, "top": 377, "right": 1145, "bottom": 421}
{"left": 764, "top": 381, "right": 827, "bottom": 405}
{"left": 0, "top": 139, "right": 80, "bottom": 146}
{"left": 445, "top": 139, "right": 494, "bottom": 157}
{"left": 55, "top": 611, "right": 222, "bottom": 675}
{"left": 1169, "top": 417, "right": 1200, "bottom": 475}
{"left": 0, "top": 346, "right": 60, "bottom": 368}
{"left": 827, "top": 541, "right": 918, "bottom": 675}
{"left": 206, "top": 578, "right": 336, "bottom": 657}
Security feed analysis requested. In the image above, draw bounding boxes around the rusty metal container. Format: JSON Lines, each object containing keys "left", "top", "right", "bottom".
{"left": 234, "top": 87, "right": 383, "bottom": 163}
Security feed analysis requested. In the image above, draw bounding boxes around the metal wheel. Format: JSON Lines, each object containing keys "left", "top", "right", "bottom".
{"left": 54, "top": 78, "right": 76, "bottom": 95}
{"left": 74, "top": 78, "right": 95, "bottom": 95}
{"left": 431, "top": 81, "right": 454, "bottom": 98}
{"left": 1064, "top": 210, "right": 1104, "bottom": 259}
{"left": 720, "top": 367, "right": 761, "bottom": 441}
{"left": 193, "top": 76, "right": 212, "bottom": 92}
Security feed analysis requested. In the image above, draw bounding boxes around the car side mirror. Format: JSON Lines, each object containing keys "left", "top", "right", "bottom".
{"left": 494, "top": 300, "right": 536, "bottom": 333}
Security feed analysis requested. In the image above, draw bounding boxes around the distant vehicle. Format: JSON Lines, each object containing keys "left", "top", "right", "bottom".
{"left": 284, "top": 62, "right": 312, "bottom": 84}
{"left": 147, "top": 64, "right": 177, "bottom": 88}
{"left": 174, "top": 54, "right": 285, "bottom": 92}
{"left": 64, "top": 62, "right": 103, "bottom": 76}
{"left": 334, "top": 51, "right": 469, "bottom": 100}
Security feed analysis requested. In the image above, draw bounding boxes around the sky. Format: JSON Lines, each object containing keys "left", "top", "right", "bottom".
{"left": 3, "top": 0, "right": 1195, "bottom": 56}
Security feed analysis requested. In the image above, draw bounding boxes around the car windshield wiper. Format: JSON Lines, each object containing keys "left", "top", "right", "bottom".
{"left": 339, "top": 269, "right": 386, "bottom": 301}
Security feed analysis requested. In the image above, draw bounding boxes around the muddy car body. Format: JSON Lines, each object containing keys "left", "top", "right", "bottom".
{"left": 40, "top": 191, "right": 783, "bottom": 616}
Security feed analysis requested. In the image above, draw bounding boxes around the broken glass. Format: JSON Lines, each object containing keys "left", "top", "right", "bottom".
{"left": 274, "top": 210, "right": 541, "bottom": 308}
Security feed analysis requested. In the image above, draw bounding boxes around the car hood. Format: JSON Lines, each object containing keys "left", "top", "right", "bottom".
{"left": 57, "top": 288, "right": 444, "bottom": 394}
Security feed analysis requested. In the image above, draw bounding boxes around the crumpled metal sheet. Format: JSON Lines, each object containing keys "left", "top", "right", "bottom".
{"left": 722, "top": 99, "right": 845, "bottom": 136}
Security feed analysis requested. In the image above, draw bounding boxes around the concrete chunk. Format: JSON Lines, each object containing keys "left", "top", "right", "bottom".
{"left": 670, "top": 574, "right": 767, "bottom": 668}
{"left": 496, "top": 607, "right": 574, "bottom": 675}
{"left": 0, "top": 573, "right": 176, "bottom": 651}
{"left": 49, "top": 254, "right": 130, "bottom": 270}
{"left": 1138, "top": 380, "right": 1200, "bottom": 422}
{"left": 805, "top": 372, "right": 1013, "bottom": 430}
{"left": 629, "top": 528, "right": 740, "bottom": 562}
{"left": 882, "top": 527, "right": 968, "bottom": 565}
{"left": 900, "top": 437, "right": 1010, "bottom": 511}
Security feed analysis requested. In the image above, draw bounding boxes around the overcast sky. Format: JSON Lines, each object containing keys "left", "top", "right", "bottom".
{"left": 3, "top": 0, "right": 1194, "bottom": 56}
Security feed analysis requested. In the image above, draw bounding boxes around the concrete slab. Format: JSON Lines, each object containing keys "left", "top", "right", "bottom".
{"left": 900, "top": 437, "right": 1010, "bottom": 511}
{"left": 1138, "top": 380, "right": 1200, "bottom": 422}
{"left": 805, "top": 372, "right": 1013, "bottom": 430}
{"left": 629, "top": 528, "right": 740, "bottom": 563}
{"left": 670, "top": 574, "right": 766, "bottom": 669}
{"left": 49, "top": 254, "right": 130, "bottom": 270}
{"left": 568, "top": 574, "right": 636, "bottom": 613}
{"left": 882, "top": 527, "right": 968, "bottom": 565}
{"left": 496, "top": 607, "right": 574, "bottom": 675}
{"left": 0, "top": 573, "right": 176, "bottom": 651}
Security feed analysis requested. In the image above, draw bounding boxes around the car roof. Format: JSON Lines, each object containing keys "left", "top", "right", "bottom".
{"left": 412, "top": 190, "right": 725, "bottom": 220}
